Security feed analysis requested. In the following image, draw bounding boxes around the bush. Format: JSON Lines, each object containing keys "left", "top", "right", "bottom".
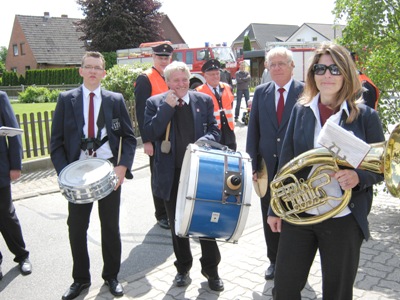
{"left": 101, "top": 63, "right": 151, "bottom": 102}
{"left": 49, "top": 89, "right": 63, "bottom": 102}
{"left": 18, "top": 86, "right": 63, "bottom": 103}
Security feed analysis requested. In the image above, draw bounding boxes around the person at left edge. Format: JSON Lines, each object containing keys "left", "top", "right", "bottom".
{"left": 50, "top": 51, "right": 136, "bottom": 300}
{"left": 0, "top": 91, "right": 32, "bottom": 280}
{"left": 143, "top": 61, "right": 224, "bottom": 291}
{"left": 196, "top": 59, "right": 237, "bottom": 150}
{"left": 134, "top": 43, "right": 173, "bottom": 230}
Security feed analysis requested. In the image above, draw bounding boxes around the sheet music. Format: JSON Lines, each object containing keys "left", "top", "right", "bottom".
{"left": 0, "top": 126, "right": 24, "bottom": 137}
{"left": 317, "top": 119, "right": 370, "bottom": 168}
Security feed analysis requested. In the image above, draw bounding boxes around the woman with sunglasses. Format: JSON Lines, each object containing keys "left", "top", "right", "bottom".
{"left": 267, "top": 42, "right": 385, "bottom": 300}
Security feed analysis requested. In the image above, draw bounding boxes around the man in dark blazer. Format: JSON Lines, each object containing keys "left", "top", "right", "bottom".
{"left": 0, "top": 91, "right": 32, "bottom": 279}
{"left": 246, "top": 47, "right": 304, "bottom": 280}
{"left": 143, "top": 61, "right": 224, "bottom": 291}
{"left": 50, "top": 52, "right": 136, "bottom": 300}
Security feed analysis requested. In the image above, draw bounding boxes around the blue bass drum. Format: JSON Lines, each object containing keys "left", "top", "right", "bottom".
{"left": 176, "top": 143, "right": 252, "bottom": 243}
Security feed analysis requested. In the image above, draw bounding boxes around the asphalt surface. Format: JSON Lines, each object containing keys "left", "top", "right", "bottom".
{"left": 1, "top": 114, "right": 400, "bottom": 299}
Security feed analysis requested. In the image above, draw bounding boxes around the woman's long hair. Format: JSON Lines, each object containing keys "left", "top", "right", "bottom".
{"left": 299, "top": 42, "right": 363, "bottom": 122}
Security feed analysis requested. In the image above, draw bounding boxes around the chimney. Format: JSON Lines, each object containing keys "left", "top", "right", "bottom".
{"left": 44, "top": 12, "right": 50, "bottom": 18}
{"left": 61, "top": 14, "right": 68, "bottom": 18}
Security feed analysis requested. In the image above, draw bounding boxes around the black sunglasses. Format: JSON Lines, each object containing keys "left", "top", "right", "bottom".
{"left": 313, "top": 64, "right": 341, "bottom": 76}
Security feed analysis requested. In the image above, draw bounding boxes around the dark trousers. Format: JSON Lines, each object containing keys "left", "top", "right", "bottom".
{"left": 260, "top": 190, "right": 279, "bottom": 264}
{"left": 273, "top": 214, "right": 364, "bottom": 300}
{"left": 235, "top": 89, "right": 250, "bottom": 118}
{"left": 164, "top": 168, "right": 221, "bottom": 277}
{"left": 149, "top": 153, "right": 167, "bottom": 221}
{"left": 0, "top": 185, "right": 29, "bottom": 263}
{"left": 67, "top": 187, "right": 121, "bottom": 283}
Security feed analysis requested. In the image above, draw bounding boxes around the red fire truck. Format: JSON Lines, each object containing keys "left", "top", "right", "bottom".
{"left": 117, "top": 41, "right": 241, "bottom": 89}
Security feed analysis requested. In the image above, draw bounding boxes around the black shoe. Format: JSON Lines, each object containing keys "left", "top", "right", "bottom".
{"left": 201, "top": 270, "right": 224, "bottom": 291}
{"left": 62, "top": 282, "right": 91, "bottom": 300}
{"left": 157, "top": 218, "right": 170, "bottom": 229}
{"left": 265, "top": 263, "right": 275, "bottom": 280}
{"left": 105, "top": 278, "right": 124, "bottom": 297}
{"left": 19, "top": 258, "right": 32, "bottom": 275}
{"left": 174, "top": 272, "right": 191, "bottom": 287}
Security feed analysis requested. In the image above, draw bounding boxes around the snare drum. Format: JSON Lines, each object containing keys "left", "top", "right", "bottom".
{"left": 58, "top": 158, "right": 118, "bottom": 204}
{"left": 176, "top": 143, "right": 252, "bottom": 243}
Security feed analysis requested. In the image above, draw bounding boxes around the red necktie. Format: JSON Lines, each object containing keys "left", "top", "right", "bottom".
{"left": 277, "top": 88, "right": 285, "bottom": 125}
{"left": 88, "top": 92, "right": 95, "bottom": 138}
{"left": 178, "top": 98, "right": 184, "bottom": 107}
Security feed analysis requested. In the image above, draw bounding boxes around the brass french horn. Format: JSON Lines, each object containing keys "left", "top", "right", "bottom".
{"left": 270, "top": 123, "right": 400, "bottom": 225}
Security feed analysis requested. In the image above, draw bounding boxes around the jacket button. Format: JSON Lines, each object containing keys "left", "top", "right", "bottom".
{"left": 273, "top": 154, "right": 277, "bottom": 158}
{"left": 277, "top": 138, "right": 281, "bottom": 142}
{"left": 350, "top": 203, "right": 355, "bottom": 208}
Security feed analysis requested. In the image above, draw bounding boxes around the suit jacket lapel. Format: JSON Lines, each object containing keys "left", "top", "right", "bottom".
{"left": 72, "top": 87, "right": 84, "bottom": 134}
{"left": 302, "top": 107, "right": 315, "bottom": 149}
{"left": 280, "top": 81, "right": 297, "bottom": 128}
{"left": 101, "top": 90, "right": 113, "bottom": 131}
{"left": 265, "top": 84, "right": 279, "bottom": 129}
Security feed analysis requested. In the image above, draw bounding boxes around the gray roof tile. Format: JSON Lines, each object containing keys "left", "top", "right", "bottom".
{"left": 17, "top": 14, "right": 86, "bottom": 65}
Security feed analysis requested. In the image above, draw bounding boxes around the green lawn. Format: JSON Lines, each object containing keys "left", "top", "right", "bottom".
{"left": 11, "top": 102, "right": 57, "bottom": 115}
{"left": 10, "top": 102, "right": 57, "bottom": 161}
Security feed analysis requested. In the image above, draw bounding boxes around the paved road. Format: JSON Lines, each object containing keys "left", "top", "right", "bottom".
{"left": 1, "top": 109, "right": 400, "bottom": 299}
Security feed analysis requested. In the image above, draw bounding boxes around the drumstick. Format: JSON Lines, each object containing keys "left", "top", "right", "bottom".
{"left": 117, "top": 136, "right": 122, "bottom": 165}
{"left": 165, "top": 122, "right": 171, "bottom": 141}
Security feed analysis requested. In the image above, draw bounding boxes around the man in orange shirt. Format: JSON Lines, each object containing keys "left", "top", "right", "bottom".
{"left": 134, "top": 44, "right": 173, "bottom": 229}
{"left": 196, "top": 59, "right": 236, "bottom": 150}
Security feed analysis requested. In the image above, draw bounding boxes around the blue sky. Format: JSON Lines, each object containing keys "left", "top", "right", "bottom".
{"left": 1, "top": 0, "right": 338, "bottom": 49}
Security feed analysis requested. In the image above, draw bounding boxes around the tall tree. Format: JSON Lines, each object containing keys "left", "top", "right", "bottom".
{"left": 333, "top": 0, "right": 400, "bottom": 130}
{"left": 76, "top": 0, "right": 165, "bottom": 52}
{"left": 243, "top": 36, "right": 251, "bottom": 51}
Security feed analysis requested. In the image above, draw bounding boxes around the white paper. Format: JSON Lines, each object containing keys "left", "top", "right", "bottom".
{"left": 0, "top": 126, "right": 24, "bottom": 137}
{"left": 317, "top": 119, "right": 370, "bottom": 168}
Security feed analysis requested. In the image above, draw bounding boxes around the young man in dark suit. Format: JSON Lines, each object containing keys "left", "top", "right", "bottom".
{"left": 143, "top": 61, "right": 224, "bottom": 291}
{"left": 50, "top": 52, "right": 136, "bottom": 300}
{"left": 246, "top": 47, "right": 304, "bottom": 281}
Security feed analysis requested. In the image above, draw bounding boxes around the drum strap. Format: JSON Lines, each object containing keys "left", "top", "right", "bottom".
{"left": 81, "top": 103, "right": 109, "bottom": 152}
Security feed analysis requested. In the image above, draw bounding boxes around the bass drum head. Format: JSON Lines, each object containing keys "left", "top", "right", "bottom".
{"left": 176, "top": 143, "right": 199, "bottom": 237}
{"left": 175, "top": 143, "right": 252, "bottom": 243}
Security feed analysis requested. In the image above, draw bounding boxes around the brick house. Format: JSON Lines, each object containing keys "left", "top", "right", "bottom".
{"left": 5, "top": 12, "right": 186, "bottom": 76}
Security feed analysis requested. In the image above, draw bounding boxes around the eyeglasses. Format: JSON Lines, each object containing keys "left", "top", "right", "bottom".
{"left": 82, "top": 65, "right": 104, "bottom": 72}
{"left": 313, "top": 64, "right": 341, "bottom": 76}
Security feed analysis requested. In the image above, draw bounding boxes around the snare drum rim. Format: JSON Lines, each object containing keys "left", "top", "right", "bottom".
{"left": 58, "top": 158, "right": 117, "bottom": 204}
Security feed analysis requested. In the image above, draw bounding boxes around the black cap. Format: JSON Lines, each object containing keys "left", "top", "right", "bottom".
{"left": 152, "top": 43, "right": 174, "bottom": 56}
{"left": 202, "top": 59, "right": 221, "bottom": 72}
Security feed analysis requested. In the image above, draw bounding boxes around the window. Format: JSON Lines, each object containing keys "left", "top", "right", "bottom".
{"left": 172, "top": 52, "right": 183, "bottom": 62}
{"left": 20, "top": 43, "right": 26, "bottom": 55}
{"left": 185, "top": 51, "right": 193, "bottom": 64}
{"left": 25, "top": 66, "right": 30, "bottom": 71}
{"left": 11, "top": 67, "right": 17, "bottom": 72}
{"left": 13, "top": 44, "right": 18, "bottom": 56}
{"left": 196, "top": 49, "right": 210, "bottom": 61}
{"left": 312, "top": 37, "right": 318, "bottom": 41}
